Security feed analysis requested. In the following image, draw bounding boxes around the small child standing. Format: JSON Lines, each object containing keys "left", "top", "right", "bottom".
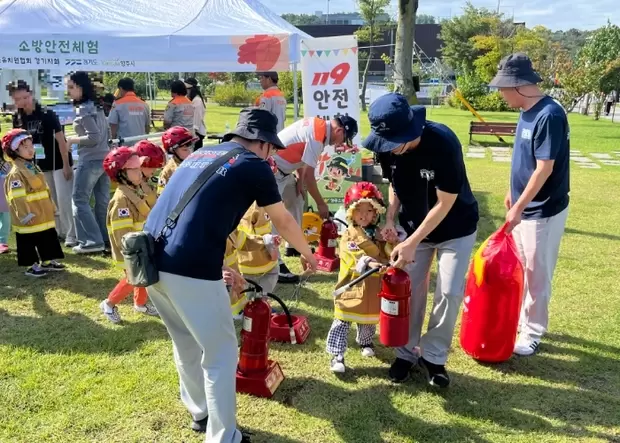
{"left": 0, "top": 157, "right": 11, "bottom": 254}
{"left": 224, "top": 233, "right": 248, "bottom": 318}
{"left": 327, "top": 182, "right": 392, "bottom": 373}
{"left": 100, "top": 147, "right": 158, "bottom": 323}
{"left": 1, "top": 129, "right": 65, "bottom": 276}
{"left": 157, "top": 126, "right": 197, "bottom": 195}
{"left": 132, "top": 140, "right": 166, "bottom": 209}
{"left": 236, "top": 158, "right": 281, "bottom": 295}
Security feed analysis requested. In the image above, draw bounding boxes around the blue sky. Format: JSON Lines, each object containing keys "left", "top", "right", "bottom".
{"left": 262, "top": 0, "right": 619, "bottom": 31}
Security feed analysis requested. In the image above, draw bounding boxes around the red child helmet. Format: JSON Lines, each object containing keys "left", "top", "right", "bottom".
{"left": 103, "top": 146, "right": 142, "bottom": 182}
{"left": 133, "top": 140, "right": 166, "bottom": 169}
{"left": 2, "top": 129, "right": 31, "bottom": 155}
{"left": 161, "top": 126, "right": 198, "bottom": 153}
{"left": 344, "top": 182, "right": 386, "bottom": 222}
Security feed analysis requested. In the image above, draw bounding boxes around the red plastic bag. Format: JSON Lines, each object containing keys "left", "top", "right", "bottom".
{"left": 460, "top": 223, "right": 524, "bottom": 362}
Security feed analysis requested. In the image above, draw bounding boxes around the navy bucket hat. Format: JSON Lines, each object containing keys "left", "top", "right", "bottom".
{"left": 489, "top": 53, "right": 542, "bottom": 88}
{"left": 361, "top": 93, "right": 426, "bottom": 153}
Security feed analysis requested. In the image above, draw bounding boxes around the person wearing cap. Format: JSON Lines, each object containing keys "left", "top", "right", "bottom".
{"left": 184, "top": 78, "right": 207, "bottom": 150}
{"left": 108, "top": 78, "right": 151, "bottom": 142}
{"left": 163, "top": 80, "right": 195, "bottom": 132}
{"left": 256, "top": 72, "right": 287, "bottom": 132}
{"left": 143, "top": 107, "right": 317, "bottom": 442}
{"left": 363, "top": 93, "right": 479, "bottom": 388}
{"left": 489, "top": 53, "right": 570, "bottom": 357}
{"left": 2, "top": 129, "right": 66, "bottom": 277}
{"left": 273, "top": 115, "right": 358, "bottom": 283}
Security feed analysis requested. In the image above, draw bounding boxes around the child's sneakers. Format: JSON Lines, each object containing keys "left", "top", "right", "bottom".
{"left": 25, "top": 263, "right": 47, "bottom": 278}
{"left": 100, "top": 300, "right": 122, "bottom": 324}
{"left": 134, "top": 303, "right": 159, "bottom": 316}
{"left": 41, "top": 261, "right": 66, "bottom": 272}
{"left": 330, "top": 355, "right": 346, "bottom": 373}
{"left": 361, "top": 345, "right": 375, "bottom": 357}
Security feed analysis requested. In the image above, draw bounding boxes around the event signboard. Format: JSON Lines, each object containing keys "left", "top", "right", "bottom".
{"left": 300, "top": 35, "right": 362, "bottom": 212}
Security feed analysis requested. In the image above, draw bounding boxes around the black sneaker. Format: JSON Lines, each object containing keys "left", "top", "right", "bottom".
{"left": 278, "top": 262, "right": 300, "bottom": 284}
{"left": 388, "top": 358, "right": 414, "bottom": 383}
{"left": 417, "top": 357, "right": 450, "bottom": 388}
{"left": 241, "top": 430, "right": 254, "bottom": 442}
{"left": 25, "top": 265, "right": 48, "bottom": 278}
{"left": 41, "top": 261, "right": 66, "bottom": 272}
{"left": 190, "top": 415, "right": 208, "bottom": 433}
{"left": 285, "top": 247, "right": 301, "bottom": 257}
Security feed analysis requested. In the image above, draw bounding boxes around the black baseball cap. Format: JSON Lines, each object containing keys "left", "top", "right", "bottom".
{"left": 489, "top": 53, "right": 542, "bottom": 88}
{"left": 336, "top": 115, "right": 358, "bottom": 147}
{"left": 258, "top": 72, "right": 279, "bottom": 83}
{"left": 222, "top": 107, "right": 285, "bottom": 149}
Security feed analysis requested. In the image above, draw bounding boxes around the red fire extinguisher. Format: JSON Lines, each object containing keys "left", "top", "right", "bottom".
{"left": 378, "top": 267, "right": 411, "bottom": 347}
{"left": 333, "top": 266, "right": 411, "bottom": 347}
{"left": 236, "top": 280, "right": 296, "bottom": 398}
{"left": 314, "top": 217, "right": 340, "bottom": 272}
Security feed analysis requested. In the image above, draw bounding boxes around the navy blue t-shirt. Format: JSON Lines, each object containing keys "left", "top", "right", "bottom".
{"left": 379, "top": 121, "right": 479, "bottom": 244}
{"left": 511, "top": 96, "right": 570, "bottom": 219}
{"left": 144, "top": 142, "right": 282, "bottom": 281}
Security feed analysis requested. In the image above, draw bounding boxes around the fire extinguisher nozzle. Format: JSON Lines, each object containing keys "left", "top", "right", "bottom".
{"left": 289, "top": 328, "right": 297, "bottom": 345}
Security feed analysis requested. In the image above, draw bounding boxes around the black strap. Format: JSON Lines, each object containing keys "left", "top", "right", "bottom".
{"left": 158, "top": 146, "right": 245, "bottom": 238}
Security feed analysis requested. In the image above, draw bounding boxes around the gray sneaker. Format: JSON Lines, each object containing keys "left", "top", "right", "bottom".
{"left": 134, "top": 303, "right": 159, "bottom": 316}
{"left": 73, "top": 244, "right": 105, "bottom": 254}
{"left": 100, "top": 301, "right": 121, "bottom": 323}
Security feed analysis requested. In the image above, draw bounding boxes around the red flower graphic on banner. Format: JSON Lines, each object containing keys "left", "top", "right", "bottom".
{"left": 232, "top": 35, "right": 288, "bottom": 71}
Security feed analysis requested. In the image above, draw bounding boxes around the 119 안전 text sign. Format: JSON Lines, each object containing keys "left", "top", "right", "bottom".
{"left": 300, "top": 36, "right": 362, "bottom": 211}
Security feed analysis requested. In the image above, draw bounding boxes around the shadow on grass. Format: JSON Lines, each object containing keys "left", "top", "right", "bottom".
{"left": 243, "top": 429, "right": 305, "bottom": 443}
{"left": 275, "top": 376, "right": 492, "bottom": 443}
{"left": 478, "top": 333, "right": 620, "bottom": 394}
{"left": 0, "top": 292, "right": 169, "bottom": 355}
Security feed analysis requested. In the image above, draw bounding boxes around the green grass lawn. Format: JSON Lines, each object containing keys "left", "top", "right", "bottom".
{"left": 1, "top": 106, "right": 620, "bottom": 443}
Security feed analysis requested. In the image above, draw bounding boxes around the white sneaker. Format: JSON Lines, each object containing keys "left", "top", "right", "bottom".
{"left": 330, "top": 355, "right": 346, "bottom": 373}
{"left": 100, "top": 301, "right": 121, "bottom": 324}
{"left": 514, "top": 336, "right": 540, "bottom": 356}
{"left": 361, "top": 346, "right": 375, "bottom": 357}
{"left": 134, "top": 303, "right": 159, "bottom": 316}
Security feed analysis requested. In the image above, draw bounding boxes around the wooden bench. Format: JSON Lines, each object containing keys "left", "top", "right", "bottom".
{"left": 150, "top": 109, "right": 165, "bottom": 128}
{"left": 469, "top": 121, "right": 517, "bottom": 144}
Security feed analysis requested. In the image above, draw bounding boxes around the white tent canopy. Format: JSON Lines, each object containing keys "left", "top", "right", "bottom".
{"left": 0, "top": 0, "right": 310, "bottom": 72}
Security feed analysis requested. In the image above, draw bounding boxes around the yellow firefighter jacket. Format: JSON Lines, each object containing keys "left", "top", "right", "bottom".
{"left": 334, "top": 225, "right": 393, "bottom": 324}
{"left": 225, "top": 233, "right": 248, "bottom": 315}
{"left": 106, "top": 184, "right": 152, "bottom": 269}
{"left": 4, "top": 159, "right": 56, "bottom": 234}
{"left": 157, "top": 156, "right": 181, "bottom": 195}
{"left": 236, "top": 203, "right": 278, "bottom": 276}
{"left": 140, "top": 178, "right": 158, "bottom": 209}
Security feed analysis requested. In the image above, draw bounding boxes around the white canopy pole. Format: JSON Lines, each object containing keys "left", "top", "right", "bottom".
{"left": 293, "top": 62, "right": 299, "bottom": 121}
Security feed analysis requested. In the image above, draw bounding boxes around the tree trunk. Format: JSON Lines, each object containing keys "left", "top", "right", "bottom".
{"left": 393, "top": 0, "right": 418, "bottom": 104}
{"left": 360, "top": 34, "right": 374, "bottom": 112}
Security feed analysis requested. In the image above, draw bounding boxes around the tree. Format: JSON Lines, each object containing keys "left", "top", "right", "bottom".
{"left": 439, "top": 3, "right": 500, "bottom": 74}
{"left": 355, "top": 0, "right": 390, "bottom": 111}
{"left": 416, "top": 14, "right": 436, "bottom": 24}
{"left": 281, "top": 13, "right": 323, "bottom": 26}
{"left": 393, "top": 0, "right": 418, "bottom": 103}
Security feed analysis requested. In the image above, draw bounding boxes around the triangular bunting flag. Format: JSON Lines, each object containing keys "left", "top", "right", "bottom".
{"left": 317, "top": 50, "right": 323, "bottom": 57}
{"left": 324, "top": 50, "right": 331, "bottom": 56}
{"left": 343, "top": 48, "right": 349, "bottom": 55}
{"left": 301, "top": 50, "right": 307, "bottom": 57}
{"left": 351, "top": 47, "right": 358, "bottom": 54}
{"left": 309, "top": 50, "right": 315, "bottom": 57}
{"left": 333, "top": 49, "right": 340, "bottom": 55}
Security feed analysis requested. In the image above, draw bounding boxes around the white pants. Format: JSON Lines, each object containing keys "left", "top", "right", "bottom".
{"left": 44, "top": 169, "right": 76, "bottom": 242}
{"left": 513, "top": 207, "right": 569, "bottom": 341}
{"left": 274, "top": 171, "right": 304, "bottom": 249}
{"left": 147, "top": 272, "right": 242, "bottom": 443}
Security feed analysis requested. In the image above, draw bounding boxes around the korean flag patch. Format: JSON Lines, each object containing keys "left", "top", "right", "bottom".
{"left": 347, "top": 241, "right": 360, "bottom": 251}
{"left": 10, "top": 180, "right": 22, "bottom": 189}
{"left": 118, "top": 208, "right": 130, "bottom": 218}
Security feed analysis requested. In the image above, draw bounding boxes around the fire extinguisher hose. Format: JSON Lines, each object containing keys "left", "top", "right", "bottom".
{"left": 332, "top": 266, "right": 381, "bottom": 297}
{"left": 265, "top": 293, "right": 297, "bottom": 345}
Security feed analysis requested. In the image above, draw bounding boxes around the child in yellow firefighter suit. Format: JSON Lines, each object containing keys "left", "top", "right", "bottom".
{"left": 1, "top": 129, "right": 65, "bottom": 277}
{"left": 133, "top": 140, "right": 166, "bottom": 209}
{"left": 224, "top": 232, "right": 249, "bottom": 319}
{"left": 157, "top": 126, "right": 197, "bottom": 195}
{"left": 327, "top": 182, "right": 397, "bottom": 373}
{"left": 99, "top": 147, "right": 159, "bottom": 323}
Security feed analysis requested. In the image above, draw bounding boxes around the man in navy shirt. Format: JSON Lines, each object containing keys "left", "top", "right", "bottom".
{"left": 144, "top": 108, "right": 317, "bottom": 443}
{"left": 363, "top": 93, "right": 479, "bottom": 387}
{"left": 490, "top": 53, "right": 570, "bottom": 356}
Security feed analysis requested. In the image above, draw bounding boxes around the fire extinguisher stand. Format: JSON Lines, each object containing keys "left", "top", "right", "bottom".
{"left": 236, "top": 280, "right": 297, "bottom": 398}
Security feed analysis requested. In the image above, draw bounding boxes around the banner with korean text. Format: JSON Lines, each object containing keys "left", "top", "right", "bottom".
{"left": 300, "top": 35, "right": 362, "bottom": 211}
